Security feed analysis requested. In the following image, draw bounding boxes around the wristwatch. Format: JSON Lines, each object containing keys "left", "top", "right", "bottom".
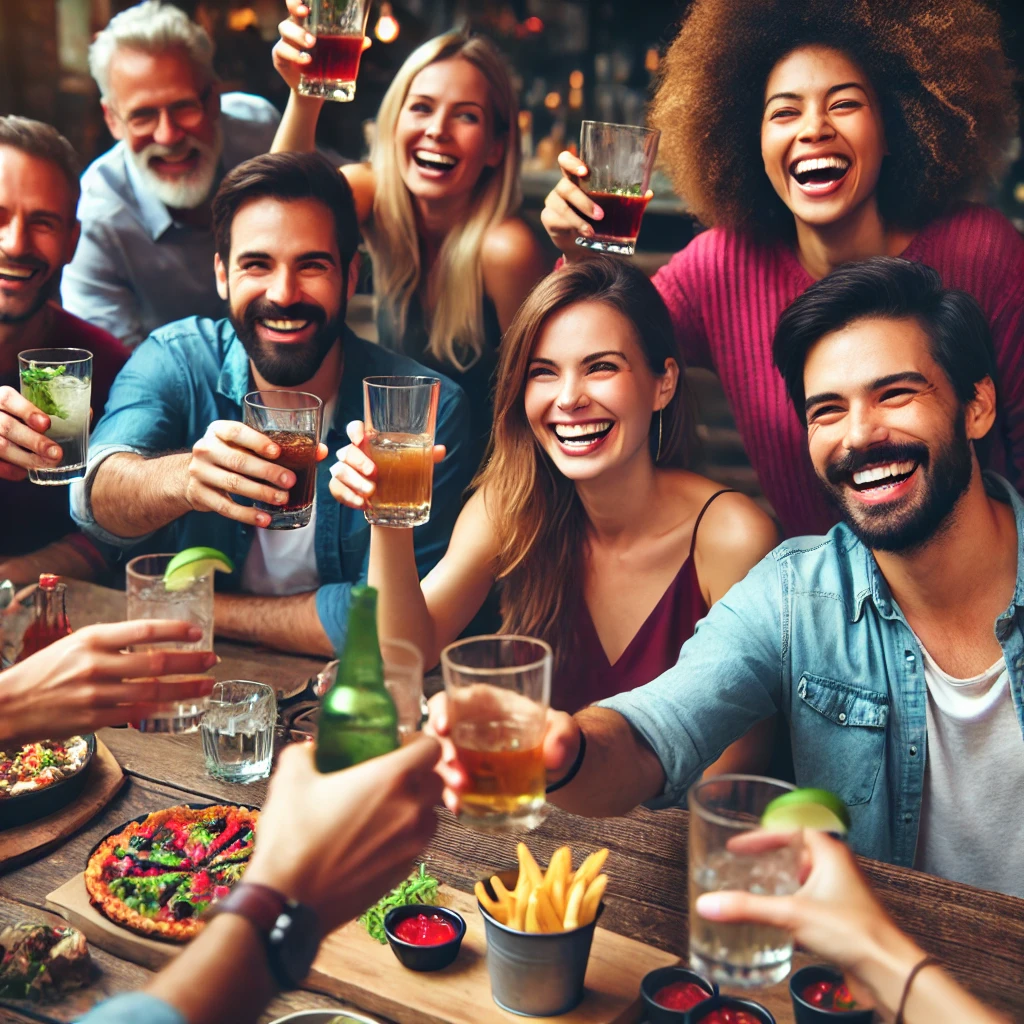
{"left": 207, "top": 882, "right": 321, "bottom": 990}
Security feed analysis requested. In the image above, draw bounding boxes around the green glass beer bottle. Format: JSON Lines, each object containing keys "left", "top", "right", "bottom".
{"left": 315, "top": 584, "right": 399, "bottom": 772}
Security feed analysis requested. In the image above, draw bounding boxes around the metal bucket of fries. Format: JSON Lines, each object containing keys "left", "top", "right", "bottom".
{"left": 475, "top": 844, "right": 609, "bottom": 1017}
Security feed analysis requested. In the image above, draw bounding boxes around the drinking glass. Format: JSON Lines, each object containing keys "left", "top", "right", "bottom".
{"left": 298, "top": 0, "right": 373, "bottom": 102}
{"left": 125, "top": 553, "right": 215, "bottom": 733}
{"left": 201, "top": 680, "right": 276, "bottom": 782}
{"left": 575, "top": 120, "right": 661, "bottom": 256}
{"left": 243, "top": 390, "right": 323, "bottom": 530}
{"left": 314, "top": 638, "right": 426, "bottom": 742}
{"left": 441, "top": 635, "right": 551, "bottom": 832}
{"left": 688, "top": 775, "right": 803, "bottom": 988}
{"left": 363, "top": 376, "right": 440, "bottom": 528}
{"left": 18, "top": 348, "right": 93, "bottom": 485}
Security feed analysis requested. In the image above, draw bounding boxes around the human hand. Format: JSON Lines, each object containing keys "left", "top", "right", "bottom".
{"left": 0, "top": 621, "right": 217, "bottom": 746}
{"left": 272, "top": 0, "right": 316, "bottom": 92}
{"left": 0, "top": 386, "right": 63, "bottom": 481}
{"left": 426, "top": 691, "right": 580, "bottom": 814}
{"left": 328, "top": 420, "right": 445, "bottom": 513}
{"left": 540, "top": 151, "right": 604, "bottom": 263}
{"left": 186, "top": 419, "right": 328, "bottom": 528}
{"left": 243, "top": 736, "right": 443, "bottom": 936}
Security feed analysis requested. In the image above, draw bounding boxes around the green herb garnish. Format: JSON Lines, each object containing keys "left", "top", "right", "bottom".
{"left": 20, "top": 365, "right": 68, "bottom": 419}
{"left": 358, "top": 863, "right": 439, "bottom": 944}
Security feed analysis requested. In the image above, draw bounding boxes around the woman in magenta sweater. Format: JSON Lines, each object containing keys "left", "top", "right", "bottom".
{"left": 542, "top": 0, "right": 1023, "bottom": 537}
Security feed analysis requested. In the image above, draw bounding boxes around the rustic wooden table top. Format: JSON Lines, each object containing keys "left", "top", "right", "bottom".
{"left": 1, "top": 583, "right": 1022, "bottom": 1024}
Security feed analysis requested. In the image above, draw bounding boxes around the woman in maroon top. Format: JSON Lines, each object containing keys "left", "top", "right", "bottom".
{"left": 330, "top": 260, "right": 779, "bottom": 769}
{"left": 543, "top": 0, "right": 1023, "bottom": 538}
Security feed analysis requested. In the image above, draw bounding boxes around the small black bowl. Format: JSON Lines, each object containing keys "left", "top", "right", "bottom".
{"left": 640, "top": 965, "right": 718, "bottom": 1022}
{"left": 690, "top": 995, "right": 777, "bottom": 1024}
{"left": 383, "top": 904, "right": 465, "bottom": 972}
{"left": 790, "top": 965, "right": 875, "bottom": 1023}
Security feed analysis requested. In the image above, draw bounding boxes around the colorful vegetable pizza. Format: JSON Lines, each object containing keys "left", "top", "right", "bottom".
{"left": 85, "top": 804, "right": 258, "bottom": 941}
{"left": 0, "top": 737, "right": 90, "bottom": 799}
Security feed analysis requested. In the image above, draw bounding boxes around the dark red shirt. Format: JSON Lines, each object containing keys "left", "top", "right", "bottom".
{"left": 0, "top": 305, "right": 128, "bottom": 560}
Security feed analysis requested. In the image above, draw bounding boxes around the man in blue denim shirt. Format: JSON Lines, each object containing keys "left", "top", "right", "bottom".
{"left": 72, "top": 152, "right": 472, "bottom": 656}
{"left": 442, "top": 259, "right": 1024, "bottom": 895}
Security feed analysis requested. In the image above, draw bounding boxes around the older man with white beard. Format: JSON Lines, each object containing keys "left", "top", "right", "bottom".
{"left": 61, "top": 1, "right": 281, "bottom": 348}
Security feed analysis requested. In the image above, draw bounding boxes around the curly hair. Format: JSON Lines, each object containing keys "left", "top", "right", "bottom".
{"left": 650, "top": 0, "right": 1018, "bottom": 238}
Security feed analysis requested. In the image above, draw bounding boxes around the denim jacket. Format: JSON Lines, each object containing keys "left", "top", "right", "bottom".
{"left": 71, "top": 317, "right": 473, "bottom": 651}
{"left": 600, "top": 473, "right": 1024, "bottom": 866}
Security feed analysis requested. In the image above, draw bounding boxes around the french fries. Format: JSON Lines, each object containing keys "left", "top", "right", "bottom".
{"left": 477, "top": 842, "right": 610, "bottom": 934}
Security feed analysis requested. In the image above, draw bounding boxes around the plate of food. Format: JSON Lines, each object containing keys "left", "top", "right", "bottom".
{"left": 84, "top": 802, "right": 258, "bottom": 943}
{"left": 0, "top": 735, "right": 95, "bottom": 830}
{"left": 267, "top": 1013, "right": 383, "bottom": 1024}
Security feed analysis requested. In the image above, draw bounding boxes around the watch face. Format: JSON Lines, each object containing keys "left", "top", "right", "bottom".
{"left": 269, "top": 901, "right": 321, "bottom": 988}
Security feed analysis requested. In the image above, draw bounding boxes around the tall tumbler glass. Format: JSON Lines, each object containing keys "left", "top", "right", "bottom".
{"left": 575, "top": 121, "right": 661, "bottom": 256}
{"left": 243, "top": 390, "right": 323, "bottom": 530}
{"left": 18, "top": 348, "right": 93, "bottom": 485}
{"left": 363, "top": 376, "right": 440, "bottom": 528}
{"left": 688, "top": 775, "right": 802, "bottom": 989}
{"left": 441, "top": 635, "right": 551, "bottom": 832}
{"left": 298, "top": 0, "right": 373, "bottom": 102}
{"left": 125, "top": 553, "right": 215, "bottom": 733}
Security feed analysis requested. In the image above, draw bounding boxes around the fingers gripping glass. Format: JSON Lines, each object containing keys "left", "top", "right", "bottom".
{"left": 118, "top": 86, "right": 213, "bottom": 136}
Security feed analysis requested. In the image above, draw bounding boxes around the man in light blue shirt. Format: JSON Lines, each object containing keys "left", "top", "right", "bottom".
{"left": 72, "top": 152, "right": 472, "bottom": 656}
{"left": 61, "top": 1, "right": 281, "bottom": 348}
{"left": 440, "top": 258, "right": 1024, "bottom": 893}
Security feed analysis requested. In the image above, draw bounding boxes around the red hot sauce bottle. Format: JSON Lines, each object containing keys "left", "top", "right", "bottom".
{"left": 17, "top": 574, "right": 72, "bottom": 661}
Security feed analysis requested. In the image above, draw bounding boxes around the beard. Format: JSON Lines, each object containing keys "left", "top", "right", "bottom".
{"left": 820, "top": 417, "right": 974, "bottom": 554}
{"left": 232, "top": 295, "right": 343, "bottom": 387}
{"left": 126, "top": 122, "right": 223, "bottom": 210}
{"left": 0, "top": 251, "right": 59, "bottom": 325}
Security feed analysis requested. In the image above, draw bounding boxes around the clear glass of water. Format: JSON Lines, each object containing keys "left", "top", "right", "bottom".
{"left": 688, "top": 774, "right": 802, "bottom": 988}
{"left": 18, "top": 348, "right": 93, "bottom": 485}
{"left": 201, "top": 680, "right": 276, "bottom": 783}
{"left": 125, "top": 553, "right": 215, "bottom": 733}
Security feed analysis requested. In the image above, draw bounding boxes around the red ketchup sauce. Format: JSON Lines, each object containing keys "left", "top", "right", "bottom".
{"left": 801, "top": 979, "right": 860, "bottom": 1011}
{"left": 698, "top": 1009, "right": 761, "bottom": 1024}
{"left": 394, "top": 913, "right": 457, "bottom": 945}
{"left": 654, "top": 980, "right": 711, "bottom": 1011}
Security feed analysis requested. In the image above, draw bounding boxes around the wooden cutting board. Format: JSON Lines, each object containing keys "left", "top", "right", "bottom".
{"left": 47, "top": 880, "right": 678, "bottom": 1022}
{"left": 0, "top": 739, "right": 125, "bottom": 872}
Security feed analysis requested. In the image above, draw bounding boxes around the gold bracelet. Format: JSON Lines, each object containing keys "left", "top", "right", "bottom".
{"left": 895, "top": 954, "right": 941, "bottom": 1024}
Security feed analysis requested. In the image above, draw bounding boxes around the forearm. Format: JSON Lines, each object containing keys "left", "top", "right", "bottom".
{"left": 145, "top": 914, "right": 277, "bottom": 1024}
{"left": 271, "top": 91, "right": 323, "bottom": 153}
{"left": 368, "top": 527, "right": 439, "bottom": 664}
{"left": 0, "top": 534, "right": 102, "bottom": 585}
{"left": 549, "top": 707, "right": 666, "bottom": 818}
{"left": 215, "top": 591, "right": 332, "bottom": 656}
{"left": 91, "top": 453, "right": 191, "bottom": 538}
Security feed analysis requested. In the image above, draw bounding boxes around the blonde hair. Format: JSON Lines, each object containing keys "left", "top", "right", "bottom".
{"left": 369, "top": 32, "right": 521, "bottom": 370}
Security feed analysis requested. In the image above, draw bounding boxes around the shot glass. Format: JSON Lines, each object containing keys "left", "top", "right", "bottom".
{"left": 18, "top": 348, "right": 93, "bottom": 485}
{"left": 125, "top": 553, "right": 215, "bottom": 734}
{"left": 688, "top": 775, "right": 802, "bottom": 989}
{"left": 243, "top": 390, "right": 323, "bottom": 530}
{"left": 575, "top": 120, "right": 661, "bottom": 256}
{"left": 363, "top": 376, "right": 440, "bottom": 528}
{"left": 298, "top": 0, "right": 373, "bottom": 102}
{"left": 201, "top": 680, "right": 276, "bottom": 782}
{"left": 441, "top": 635, "right": 551, "bottom": 832}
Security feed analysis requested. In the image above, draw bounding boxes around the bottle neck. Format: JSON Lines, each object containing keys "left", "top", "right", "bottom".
{"left": 335, "top": 598, "right": 383, "bottom": 690}
{"left": 34, "top": 583, "right": 70, "bottom": 632}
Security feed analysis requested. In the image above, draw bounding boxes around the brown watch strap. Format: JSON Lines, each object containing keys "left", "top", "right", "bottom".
{"left": 207, "top": 882, "right": 289, "bottom": 933}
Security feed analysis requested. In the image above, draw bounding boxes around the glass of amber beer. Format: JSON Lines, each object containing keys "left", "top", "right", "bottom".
{"left": 441, "top": 635, "right": 551, "bottom": 832}
{"left": 363, "top": 376, "right": 440, "bottom": 527}
{"left": 243, "top": 390, "right": 323, "bottom": 530}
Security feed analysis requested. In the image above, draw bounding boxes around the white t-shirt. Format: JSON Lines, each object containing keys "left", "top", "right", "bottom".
{"left": 913, "top": 642, "right": 1024, "bottom": 897}
{"left": 240, "top": 397, "right": 335, "bottom": 597}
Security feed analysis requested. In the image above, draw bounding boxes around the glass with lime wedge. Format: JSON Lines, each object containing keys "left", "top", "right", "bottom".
{"left": 760, "top": 788, "right": 850, "bottom": 837}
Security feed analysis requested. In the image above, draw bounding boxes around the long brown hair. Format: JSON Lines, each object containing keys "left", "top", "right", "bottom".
{"left": 474, "top": 258, "right": 696, "bottom": 667}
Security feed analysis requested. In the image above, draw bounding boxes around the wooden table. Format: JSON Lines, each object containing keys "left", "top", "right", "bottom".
{"left": 2, "top": 584, "right": 1023, "bottom": 1023}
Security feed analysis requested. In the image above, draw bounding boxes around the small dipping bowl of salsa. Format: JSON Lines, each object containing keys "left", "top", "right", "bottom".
{"left": 640, "top": 965, "right": 717, "bottom": 1022}
{"left": 383, "top": 905, "right": 465, "bottom": 972}
{"left": 790, "top": 965, "right": 874, "bottom": 1023}
{"left": 690, "top": 996, "right": 777, "bottom": 1024}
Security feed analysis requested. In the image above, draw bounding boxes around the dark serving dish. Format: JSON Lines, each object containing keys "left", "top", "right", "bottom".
{"left": 0, "top": 734, "right": 96, "bottom": 831}
{"left": 690, "top": 995, "right": 777, "bottom": 1024}
{"left": 790, "top": 965, "right": 875, "bottom": 1023}
{"left": 640, "top": 964, "right": 718, "bottom": 1022}
{"left": 383, "top": 904, "right": 465, "bottom": 971}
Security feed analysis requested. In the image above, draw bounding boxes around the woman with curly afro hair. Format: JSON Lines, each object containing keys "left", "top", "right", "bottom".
{"left": 543, "top": 0, "right": 1024, "bottom": 538}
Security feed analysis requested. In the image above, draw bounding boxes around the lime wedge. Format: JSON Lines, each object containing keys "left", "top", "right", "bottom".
{"left": 760, "top": 787, "right": 850, "bottom": 835}
{"left": 163, "top": 547, "right": 234, "bottom": 591}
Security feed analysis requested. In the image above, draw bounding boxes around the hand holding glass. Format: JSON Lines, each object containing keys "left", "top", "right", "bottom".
{"left": 298, "top": 0, "right": 373, "bottom": 102}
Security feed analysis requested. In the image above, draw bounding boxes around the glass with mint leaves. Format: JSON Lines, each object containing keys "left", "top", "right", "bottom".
{"left": 18, "top": 348, "right": 92, "bottom": 485}
{"left": 575, "top": 120, "right": 661, "bottom": 256}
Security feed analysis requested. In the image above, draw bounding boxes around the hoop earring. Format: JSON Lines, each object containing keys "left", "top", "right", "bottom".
{"left": 655, "top": 408, "right": 663, "bottom": 464}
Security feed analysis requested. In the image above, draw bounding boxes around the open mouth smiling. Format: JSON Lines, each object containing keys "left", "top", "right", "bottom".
{"left": 259, "top": 318, "right": 310, "bottom": 335}
{"left": 0, "top": 264, "right": 39, "bottom": 284}
{"left": 412, "top": 149, "right": 460, "bottom": 174}
{"left": 550, "top": 420, "right": 615, "bottom": 450}
{"left": 789, "top": 155, "right": 851, "bottom": 193}
{"left": 847, "top": 459, "right": 919, "bottom": 493}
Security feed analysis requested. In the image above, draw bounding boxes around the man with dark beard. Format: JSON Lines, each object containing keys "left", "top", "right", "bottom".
{"left": 432, "top": 258, "right": 1024, "bottom": 896}
{"left": 0, "top": 117, "right": 128, "bottom": 583}
{"left": 73, "top": 153, "right": 472, "bottom": 656}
